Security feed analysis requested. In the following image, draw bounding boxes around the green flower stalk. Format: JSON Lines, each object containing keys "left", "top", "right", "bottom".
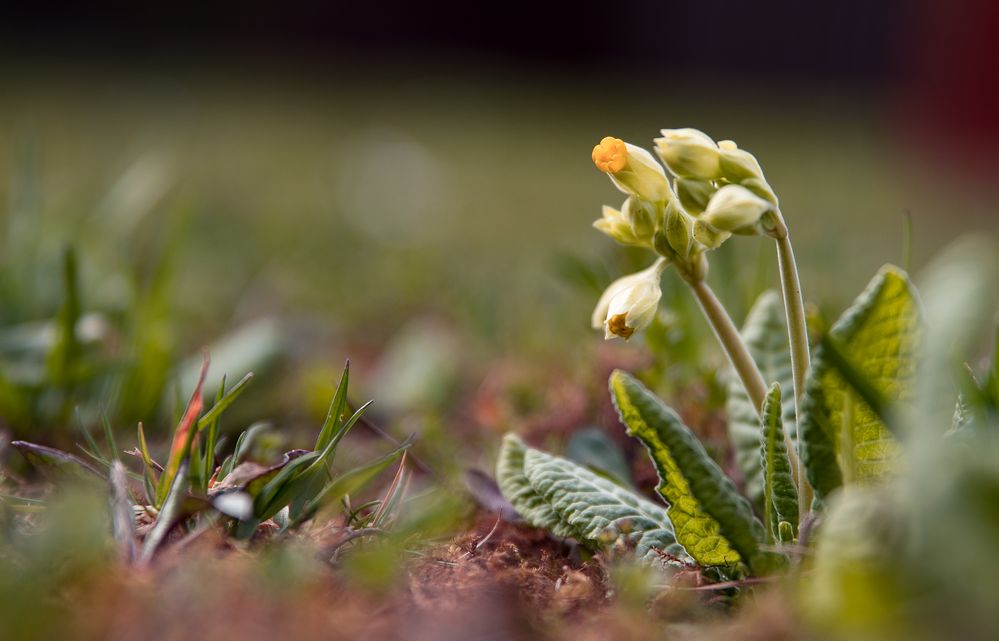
{"left": 764, "top": 210, "right": 813, "bottom": 513}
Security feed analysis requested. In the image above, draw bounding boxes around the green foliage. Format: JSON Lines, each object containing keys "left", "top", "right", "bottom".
{"left": 800, "top": 266, "right": 920, "bottom": 501}
{"left": 760, "top": 384, "right": 798, "bottom": 542}
{"left": 12, "top": 360, "right": 409, "bottom": 559}
{"left": 798, "top": 242, "right": 999, "bottom": 641}
{"left": 496, "top": 433, "right": 578, "bottom": 539}
{"left": 497, "top": 434, "right": 687, "bottom": 564}
{"left": 726, "top": 290, "right": 795, "bottom": 506}
{"left": 0, "top": 182, "right": 280, "bottom": 442}
{"left": 0, "top": 212, "right": 183, "bottom": 438}
{"left": 496, "top": 261, "right": 933, "bottom": 592}
{"left": 610, "top": 370, "right": 776, "bottom": 573}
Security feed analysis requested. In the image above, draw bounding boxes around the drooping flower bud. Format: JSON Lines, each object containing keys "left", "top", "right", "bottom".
{"left": 591, "top": 137, "right": 671, "bottom": 202}
{"left": 718, "top": 140, "right": 765, "bottom": 183}
{"left": 593, "top": 205, "right": 640, "bottom": 246}
{"left": 654, "top": 128, "right": 722, "bottom": 180}
{"left": 675, "top": 178, "right": 716, "bottom": 214}
{"left": 591, "top": 259, "right": 667, "bottom": 340}
{"left": 701, "top": 184, "right": 774, "bottom": 232}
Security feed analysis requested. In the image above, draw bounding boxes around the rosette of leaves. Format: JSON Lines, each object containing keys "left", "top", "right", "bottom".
{"left": 500, "top": 264, "right": 924, "bottom": 579}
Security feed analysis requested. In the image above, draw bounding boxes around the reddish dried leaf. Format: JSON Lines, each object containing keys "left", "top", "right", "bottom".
{"left": 157, "top": 356, "right": 210, "bottom": 505}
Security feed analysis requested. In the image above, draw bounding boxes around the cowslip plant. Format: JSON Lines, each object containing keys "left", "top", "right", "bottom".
{"left": 591, "top": 130, "right": 811, "bottom": 508}
{"left": 12, "top": 360, "right": 410, "bottom": 563}
{"left": 498, "top": 127, "right": 926, "bottom": 584}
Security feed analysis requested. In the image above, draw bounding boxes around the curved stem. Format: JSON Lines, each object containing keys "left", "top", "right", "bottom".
{"left": 772, "top": 222, "right": 813, "bottom": 517}
{"left": 687, "top": 278, "right": 769, "bottom": 415}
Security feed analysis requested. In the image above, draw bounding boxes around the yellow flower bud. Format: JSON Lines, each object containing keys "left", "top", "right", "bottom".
{"left": 591, "top": 259, "right": 667, "bottom": 340}
{"left": 675, "top": 178, "right": 716, "bottom": 214}
{"left": 654, "top": 128, "right": 722, "bottom": 180}
{"left": 592, "top": 205, "right": 640, "bottom": 246}
{"left": 718, "top": 140, "right": 765, "bottom": 183}
{"left": 592, "top": 136, "right": 671, "bottom": 202}
{"left": 701, "top": 184, "right": 774, "bottom": 232}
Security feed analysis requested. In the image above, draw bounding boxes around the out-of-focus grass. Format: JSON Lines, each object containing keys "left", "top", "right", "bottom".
{"left": 1, "top": 60, "right": 997, "bottom": 438}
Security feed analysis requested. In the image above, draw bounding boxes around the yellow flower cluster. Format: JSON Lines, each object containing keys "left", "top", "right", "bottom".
{"left": 590, "top": 129, "right": 781, "bottom": 340}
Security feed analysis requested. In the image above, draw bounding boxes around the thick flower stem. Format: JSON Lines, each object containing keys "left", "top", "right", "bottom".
{"left": 687, "top": 278, "right": 769, "bottom": 414}
{"left": 684, "top": 265, "right": 804, "bottom": 503}
{"left": 771, "top": 218, "right": 814, "bottom": 518}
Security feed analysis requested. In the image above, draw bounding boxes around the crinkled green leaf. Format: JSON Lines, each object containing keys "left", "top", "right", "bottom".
{"left": 496, "top": 434, "right": 687, "bottom": 564}
{"left": 800, "top": 265, "right": 921, "bottom": 501}
{"left": 611, "top": 370, "right": 775, "bottom": 572}
{"left": 760, "top": 384, "right": 798, "bottom": 541}
{"left": 496, "top": 433, "right": 580, "bottom": 539}
{"left": 522, "top": 447, "right": 687, "bottom": 564}
{"left": 726, "top": 290, "right": 796, "bottom": 507}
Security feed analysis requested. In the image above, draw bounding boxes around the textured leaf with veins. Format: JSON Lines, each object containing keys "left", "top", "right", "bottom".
{"left": 497, "top": 434, "right": 688, "bottom": 564}
{"left": 800, "top": 265, "right": 921, "bottom": 501}
{"left": 496, "top": 433, "right": 579, "bottom": 539}
{"left": 523, "top": 447, "right": 687, "bottom": 563}
{"left": 611, "top": 370, "right": 778, "bottom": 573}
{"left": 760, "top": 384, "right": 798, "bottom": 540}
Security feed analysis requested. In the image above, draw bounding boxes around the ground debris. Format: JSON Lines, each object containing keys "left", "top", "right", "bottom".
{"left": 407, "top": 512, "right": 607, "bottom": 618}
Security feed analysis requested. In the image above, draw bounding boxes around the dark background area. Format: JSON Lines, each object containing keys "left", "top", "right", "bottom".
{"left": 3, "top": 0, "right": 906, "bottom": 81}
{"left": 5, "top": 0, "right": 997, "bottom": 171}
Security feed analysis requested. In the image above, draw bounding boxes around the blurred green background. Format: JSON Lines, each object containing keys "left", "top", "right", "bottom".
{"left": 3, "top": 60, "right": 999, "bottom": 438}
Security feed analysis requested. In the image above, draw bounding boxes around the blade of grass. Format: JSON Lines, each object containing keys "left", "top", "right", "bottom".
{"left": 101, "top": 414, "right": 120, "bottom": 462}
{"left": 315, "top": 361, "right": 350, "bottom": 451}
{"left": 370, "top": 452, "right": 408, "bottom": 527}
{"left": 196, "top": 372, "right": 253, "bottom": 432}
{"left": 252, "top": 403, "right": 374, "bottom": 526}
{"left": 323, "top": 400, "right": 374, "bottom": 471}
{"left": 292, "top": 443, "right": 410, "bottom": 529}
{"left": 136, "top": 422, "right": 159, "bottom": 504}
{"left": 345, "top": 499, "right": 382, "bottom": 527}
{"left": 156, "top": 356, "right": 209, "bottom": 507}
{"left": 287, "top": 400, "right": 375, "bottom": 519}
{"left": 76, "top": 408, "right": 110, "bottom": 469}
{"left": 47, "top": 246, "right": 82, "bottom": 419}
{"left": 200, "top": 374, "right": 228, "bottom": 493}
